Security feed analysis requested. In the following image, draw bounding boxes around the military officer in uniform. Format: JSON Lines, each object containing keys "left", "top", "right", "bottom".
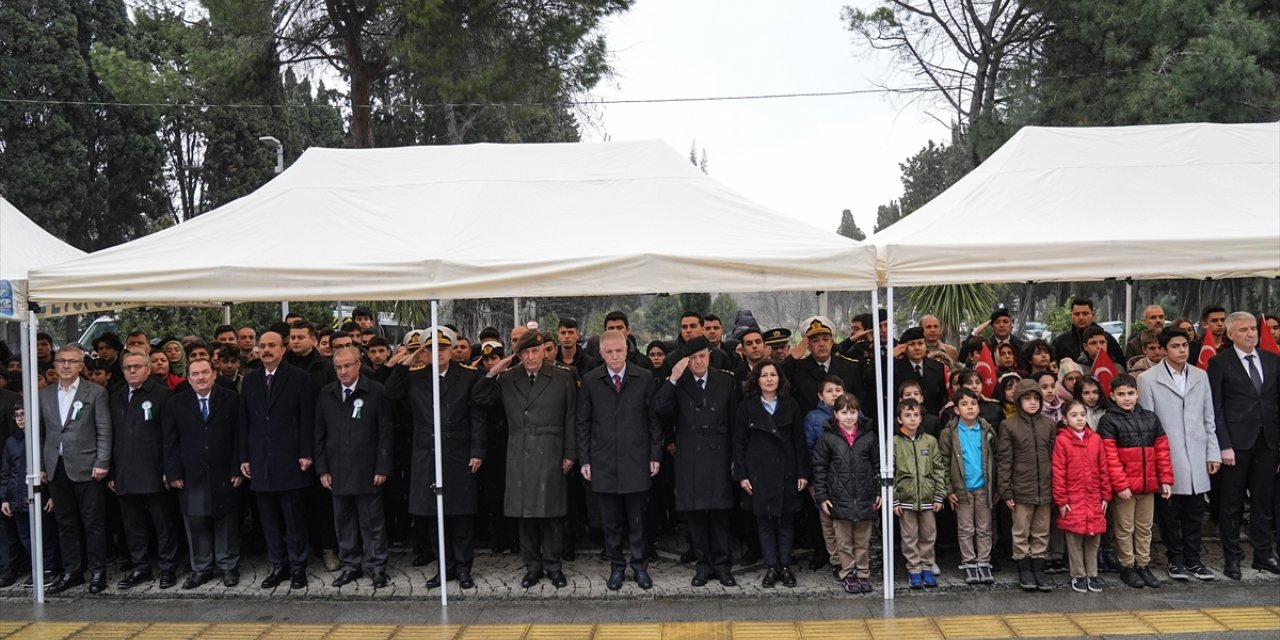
{"left": 473, "top": 332, "right": 576, "bottom": 589}
{"left": 784, "top": 318, "right": 866, "bottom": 413}
{"left": 384, "top": 328, "right": 486, "bottom": 589}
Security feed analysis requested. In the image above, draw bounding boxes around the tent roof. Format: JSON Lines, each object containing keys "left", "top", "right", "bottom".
{"left": 0, "top": 196, "right": 85, "bottom": 282}
{"left": 1, "top": 196, "right": 87, "bottom": 319}
{"left": 868, "top": 121, "right": 1280, "bottom": 286}
{"left": 29, "top": 140, "right": 876, "bottom": 304}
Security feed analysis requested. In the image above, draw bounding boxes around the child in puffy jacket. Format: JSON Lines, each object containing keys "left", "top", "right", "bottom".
{"left": 997, "top": 379, "right": 1057, "bottom": 592}
{"left": 893, "top": 399, "right": 945, "bottom": 590}
{"left": 1053, "top": 400, "right": 1111, "bottom": 594}
{"left": 1096, "top": 374, "right": 1173, "bottom": 590}
{"left": 812, "top": 393, "right": 880, "bottom": 595}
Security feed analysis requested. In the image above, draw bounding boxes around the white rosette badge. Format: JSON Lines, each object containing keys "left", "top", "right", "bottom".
{"left": 142, "top": 400, "right": 154, "bottom": 421}
{"left": 352, "top": 398, "right": 364, "bottom": 419}
{"left": 72, "top": 400, "right": 84, "bottom": 421}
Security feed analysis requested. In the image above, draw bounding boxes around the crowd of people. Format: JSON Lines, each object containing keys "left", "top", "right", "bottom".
{"left": 0, "top": 299, "right": 1275, "bottom": 597}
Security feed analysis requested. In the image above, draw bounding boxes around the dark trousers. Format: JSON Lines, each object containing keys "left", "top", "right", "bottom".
{"left": 598, "top": 491, "right": 647, "bottom": 571}
{"left": 1157, "top": 493, "right": 1207, "bottom": 567}
{"left": 685, "top": 508, "right": 731, "bottom": 577}
{"left": 49, "top": 460, "right": 106, "bottom": 576}
{"left": 333, "top": 492, "right": 388, "bottom": 572}
{"left": 307, "top": 483, "right": 337, "bottom": 552}
{"left": 0, "top": 514, "right": 21, "bottom": 571}
{"left": 118, "top": 492, "right": 179, "bottom": 572}
{"left": 518, "top": 517, "right": 563, "bottom": 574}
{"left": 255, "top": 489, "right": 309, "bottom": 571}
{"left": 421, "top": 514, "right": 475, "bottom": 574}
{"left": 756, "top": 514, "right": 796, "bottom": 568}
{"left": 183, "top": 513, "right": 240, "bottom": 573}
{"left": 13, "top": 510, "right": 63, "bottom": 575}
{"left": 1218, "top": 444, "right": 1278, "bottom": 561}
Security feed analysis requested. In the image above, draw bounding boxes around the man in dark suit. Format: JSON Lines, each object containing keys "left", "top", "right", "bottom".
{"left": 239, "top": 330, "right": 315, "bottom": 590}
{"left": 653, "top": 337, "right": 741, "bottom": 587}
{"left": 577, "top": 331, "right": 662, "bottom": 590}
{"left": 384, "top": 329, "right": 485, "bottom": 589}
{"left": 315, "top": 345, "right": 394, "bottom": 589}
{"left": 41, "top": 345, "right": 112, "bottom": 594}
{"left": 164, "top": 358, "right": 245, "bottom": 589}
{"left": 1207, "top": 311, "right": 1280, "bottom": 579}
{"left": 983, "top": 308, "right": 1025, "bottom": 357}
{"left": 1052, "top": 297, "right": 1125, "bottom": 364}
{"left": 893, "top": 327, "right": 948, "bottom": 417}
{"left": 473, "top": 331, "right": 576, "bottom": 589}
{"left": 109, "top": 349, "right": 178, "bottom": 589}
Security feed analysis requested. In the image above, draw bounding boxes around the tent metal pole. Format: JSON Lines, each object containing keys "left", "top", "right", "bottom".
{"left": 817, "top": 291, "right": 829, "bottom": 319}
{"left": 870, "top": 289, "right": 890, "bottom": 600}
{"left": 280, "top": 301, "right": 289, "bottom": 320}
{"left": 22, "top": 310, "right": 45, "bottom": 603}
{"left": 1124, "top": 280, "right": 1133, "bottom": 344}
{"left": 513, "top": 297, "right": 520, "bottom": 328}
{"left": 430, "top": 301, "right": 448, "bottom": 607}
{"left": 223, "top": 304, "right": 232, "bottom": 325}
{"left": 882, "top": 286, "right": 897, "bottom": 600}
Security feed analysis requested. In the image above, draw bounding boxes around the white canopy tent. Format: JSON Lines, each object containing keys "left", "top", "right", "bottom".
{"left": 30, "top": 140, "right": 877, "bottom": 302}
{"left": 1, "top": 196, "right": 87, "bottom": 320}
{"left": 27, "top": 139, "right": 881, "bottom": 603}
{"left": 869, "top": 121, "right": 1280, "bottom": 287}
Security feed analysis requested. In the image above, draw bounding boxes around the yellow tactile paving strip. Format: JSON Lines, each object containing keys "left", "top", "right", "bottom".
{"left": 2, "top": 606, "right": 1278, "bottom": 639}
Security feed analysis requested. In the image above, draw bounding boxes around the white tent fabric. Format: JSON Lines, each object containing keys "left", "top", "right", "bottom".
{"left": 868, "top": 121, "right": 1280, "bottom": 286}
{"left": 29, "top": 140, "right": 876, "bottom": 303}
{"left": 0, "top": 196, "right": 86, "bottom": 319}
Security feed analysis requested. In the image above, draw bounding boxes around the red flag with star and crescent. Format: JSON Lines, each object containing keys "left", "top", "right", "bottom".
{"left": 976, "top": 343, "right": 998, "bottom": 398}
{"left": 1092, "top": 347, "right": 1118, "bottom": 396}
{"left": 1260, "top": 314, "right": 1280, "bottom": 357}
{"left": 1196, "top": 328, "right": 1217, "bottom": 370}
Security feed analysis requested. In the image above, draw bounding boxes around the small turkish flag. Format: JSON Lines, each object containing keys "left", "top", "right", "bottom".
{"left": 976, "top": 343, "right": 997, "bottom": 398}
{"left": 1196, "top": 327, "right": 1217, "bottom": 371}
{"left": 1092, "top": 347, "right": 1117, "bottom": 396}
{"left": 1260, "top": 314, "right": 1280, "bottom": 357}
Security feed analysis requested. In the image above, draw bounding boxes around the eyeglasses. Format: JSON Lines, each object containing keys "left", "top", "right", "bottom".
{"left": 54, "top": 359, "right": 83, "bottom": 366}
{"left": 123, "top": 364, "right": 148, "bottom": 371}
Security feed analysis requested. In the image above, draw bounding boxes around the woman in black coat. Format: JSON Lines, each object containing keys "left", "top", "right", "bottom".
{"left": 733, "top": 361, "right": 810, "bottom": 588}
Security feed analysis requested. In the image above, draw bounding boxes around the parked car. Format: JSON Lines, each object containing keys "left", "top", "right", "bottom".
{"left": 1021, "top": 321, "right": 1052, "bottom": 341}
{"left": 1099, "top": 320, "right": 1126, "bottom": 340}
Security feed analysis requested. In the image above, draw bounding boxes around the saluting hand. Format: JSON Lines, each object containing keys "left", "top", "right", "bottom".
{"left": 487, "top": 355, "right": 516, "bottom": 378}
{"left": 669, "top": 356, "right": 690, "bottom": 381}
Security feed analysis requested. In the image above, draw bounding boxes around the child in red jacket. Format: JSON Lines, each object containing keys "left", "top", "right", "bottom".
{"left": 1053, "top": 400, "right": 1112, "bottom": 593}
{"left": 1096, "top": 374, "right": 1173, "bottom": 590}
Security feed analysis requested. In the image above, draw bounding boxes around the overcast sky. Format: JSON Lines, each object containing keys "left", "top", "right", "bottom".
{"left": 585, "top": 0, "right": 950, "bottom": 236}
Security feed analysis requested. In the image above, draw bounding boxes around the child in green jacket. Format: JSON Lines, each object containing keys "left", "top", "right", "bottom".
{"left": 894, "top": 398, "right": 945, "bottom": 589}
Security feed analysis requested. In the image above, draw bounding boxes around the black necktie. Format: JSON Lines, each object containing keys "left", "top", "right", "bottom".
{"left": 265, "top": 373, "right": 273, "bottom": 392}
{"left": 200, "top": 397, "right": 209, "bottom": 422}
{"left": 697, "top": 378, "right": 706, "bottom": 390}
{"left": 529, "top": 374, "right": 537, "bottom": 387}
{"left": 344, "top": 388, "right": 352, "bottom": 402}
{"left": 914, "top": 364, "right": 923, "bottom": 377}
{"left": 128, "top": 388, "right": 136, "bottom": 403}
{"left": 1245, "top": 354, "right": 1264, "bottom": 394}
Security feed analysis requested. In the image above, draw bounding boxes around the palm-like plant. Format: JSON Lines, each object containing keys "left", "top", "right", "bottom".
{"left": 905, "top": 284, "right": 1001, "bottom": 344}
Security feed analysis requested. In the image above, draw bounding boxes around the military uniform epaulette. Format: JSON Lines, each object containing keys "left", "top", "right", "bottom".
{"left": 719, "top": 368, "right": 736, "bottom": 377}
{"left": 457, "top": 362, "right": 476, "bottom": 371}
{"left": 835, "top": 353, "right": 858, "bottom": 363}
{"left": 408, "top": 363, "right": 428, "bottom": 372}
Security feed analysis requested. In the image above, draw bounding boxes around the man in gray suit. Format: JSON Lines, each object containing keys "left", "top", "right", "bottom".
{"left": 41, "top": 344, "right": 112, "bottom": 594}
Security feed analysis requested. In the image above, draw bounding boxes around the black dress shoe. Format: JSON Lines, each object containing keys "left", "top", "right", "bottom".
{"left": 679, "top": 548, "right": 697, "bottom": 564}
{"left": 521, "top": 570, "right": 543, "bottom": 588}
{"left": 457, "top": 570, "right": 474, "bottom": 589}
{"left": 47, "top": 573, "right": 84, "bottom": 594}
{"left": 117, "top": 570, "right": 153, "bottom": 589}
{"left": 425, "top": 570, "right": 456, "bottom": 589}
{"left": 411, "top": 553, "right": 432, "bottom": 567}
{"left": 89, "top": 571, "right": 108, "bottom": 594}
{"left": 331, "top": 569, "right": 362, "bottom": 587}
{"left": 761, "top": 567, "right": 778, "bottom": 588}
{"left": 635, "top": 568, "right": 653, "bottom": 590}
{"left": 289, "top": 570, "right": 308, "bottom": 589}
{"left": 261, "top": 566, "right": 288, "bottom": 589}
{"left": 717, "top": 572, "right": 737, "bottom": 587}
{"left": 549, "top": 571, "right": 568, "bottom": 588}
{"left": 1224, "top": 558, "right": 1242, "bottom": 581}
{"left": 606, "top": 567, "right": 626, "bottom": 591}
{"left": 780, "top": 566, "right": 797, "bottom": 588}
{"left": 691, "top": 572, "right": 709, "bottom": 587}
{"left": 1252, "top": 555, "right": 1280, "bottom": 574}
{"left": 372, "top": 572, "right": 388, "bottom": 588}
{"left": 159, "top": 570, "right": 177, "bottom": 589}
{"left": 182, "top": 571, "right": 212, "bottom": 590}
{"left": 222, "top": 570, "right": 240, "bottom": 587}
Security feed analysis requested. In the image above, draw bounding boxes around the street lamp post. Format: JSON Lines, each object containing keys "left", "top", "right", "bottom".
{"left": 259, "top": 136, "right": 287, "bottom": 318}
